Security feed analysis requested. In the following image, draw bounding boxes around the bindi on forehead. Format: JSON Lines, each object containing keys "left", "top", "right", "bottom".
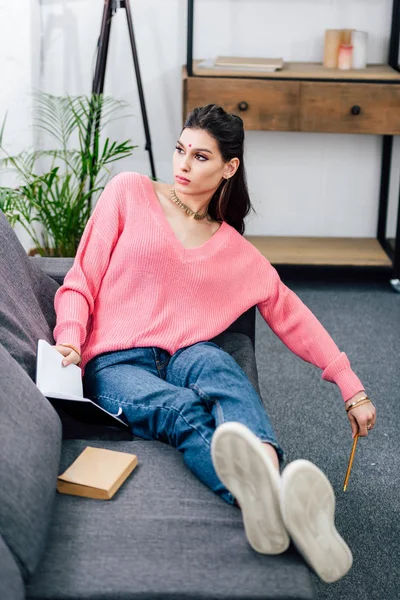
{"left": 177, "top": 139, "right": 214, "bottom": 154}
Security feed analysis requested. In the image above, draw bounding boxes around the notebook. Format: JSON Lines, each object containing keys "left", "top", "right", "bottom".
{"left": 35, "top": 339, "right": 128, "bottom": 429}
{"left": 57, "top": 446, "right": 138, "bottom": 500}
{"left": 214, "top": 56, "right": 284, "bottom": 71}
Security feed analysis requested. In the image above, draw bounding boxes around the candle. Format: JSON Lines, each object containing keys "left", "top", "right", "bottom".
{"left": 340, "top": 29, "right": 354, "bottom": 45}
{"left": 352, "top": 30, "right": 368, "bottom": 69}
{"left": 338, "top": 44, "right": 353, "bottom": 70}
{"left": 323, "top": 29, "right": 341, "bottom": 68}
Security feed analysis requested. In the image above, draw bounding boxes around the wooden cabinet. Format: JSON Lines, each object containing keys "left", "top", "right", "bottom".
{"left": 184, "top": 63, "right": 400, "bottom": 136}
{"left": 300, "top": 82, "right": 400, "bottom": 135}
{"left": 184, "top": 76, "right": 300, "bottom": 131}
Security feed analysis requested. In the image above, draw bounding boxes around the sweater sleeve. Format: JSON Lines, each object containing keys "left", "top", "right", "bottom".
{"left": 53, "top": 174, "right": 125, "bottom": 353}
{"left": 257, "top": 263, "right": 365, "bottom": 402}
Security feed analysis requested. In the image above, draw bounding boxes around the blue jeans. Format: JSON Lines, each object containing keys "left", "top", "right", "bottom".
{"left": 82, "top": 341, "right": 284, "bottom": 506}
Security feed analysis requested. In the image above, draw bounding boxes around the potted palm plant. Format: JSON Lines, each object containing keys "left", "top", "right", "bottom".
{"left": 0, "top": 92, "right": 136, "bottom": 257}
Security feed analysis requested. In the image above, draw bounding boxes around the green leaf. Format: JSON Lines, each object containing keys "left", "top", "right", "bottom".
{"left": 1, "top": 91, "right": 137, "bottom": 256}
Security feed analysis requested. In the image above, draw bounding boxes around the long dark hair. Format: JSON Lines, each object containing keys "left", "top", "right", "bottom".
{"left": 182, "top": 104, "right": 255, "bottom": 235}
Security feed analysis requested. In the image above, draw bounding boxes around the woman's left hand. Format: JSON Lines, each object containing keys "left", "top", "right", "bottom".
{"left": 345, "top": 391, "right": 376, "bottom": 438}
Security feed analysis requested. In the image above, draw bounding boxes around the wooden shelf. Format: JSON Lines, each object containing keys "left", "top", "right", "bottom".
{"left": 192, "top": 60, "right": 400, "bottom": 81}
{"left": 245, "top": 236, "right": 392, "bottom": 266}
{"left": 183, "top": 67, "right": 400, "bottom": 134}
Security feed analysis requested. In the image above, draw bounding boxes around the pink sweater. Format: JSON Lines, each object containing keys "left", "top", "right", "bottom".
{"left": 54, "top": 172, "right": 365, "bottom": 402}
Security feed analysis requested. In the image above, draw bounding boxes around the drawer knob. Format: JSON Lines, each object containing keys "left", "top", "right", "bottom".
{"left": 238, "top": 101, "right": 249, "bottom": 112}
{"left": 351, "top": 105, "right": 361, "bottom": 116}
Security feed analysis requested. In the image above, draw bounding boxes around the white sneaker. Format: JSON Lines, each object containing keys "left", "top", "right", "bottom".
{"left": 211, "top": 422, "right": 290, "bottom": 554}
{"left": 280, "top": 460, "right": 353, "bottom": 583}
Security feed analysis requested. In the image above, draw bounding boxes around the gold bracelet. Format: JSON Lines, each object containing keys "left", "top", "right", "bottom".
{"left": 59, "top": 343, "right": 82, "bottom": 360}
{"left": 345, "top": 395, "right": 369, "bottom": 412}
{"left": 346, "top": 399, "right": 371, "bottom": 413}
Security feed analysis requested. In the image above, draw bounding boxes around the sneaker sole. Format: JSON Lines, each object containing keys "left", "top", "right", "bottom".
{"left": 211, "top": 422, "right": 290, "bottom": 555}
{"left": 280, "top": 460, "right": 353, "bottom": 583}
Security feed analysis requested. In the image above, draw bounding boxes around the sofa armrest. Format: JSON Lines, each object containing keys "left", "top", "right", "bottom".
{"left": 224, "top": 307, "right": 256, "bottom": 349}
{"left": 30, "top": 257, "right": 74, "bottom": 285}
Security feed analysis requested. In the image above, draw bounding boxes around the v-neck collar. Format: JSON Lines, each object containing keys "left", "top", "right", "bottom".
{"left": 141, "top": 174, "right": 231, "bottom": 261}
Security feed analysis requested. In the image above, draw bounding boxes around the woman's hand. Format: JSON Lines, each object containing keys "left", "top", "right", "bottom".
{"left": 345, "top": 391, "right": 376, "bottom": 438}
{"left": 55, "top": 344, "right": 81, "bottom": 367}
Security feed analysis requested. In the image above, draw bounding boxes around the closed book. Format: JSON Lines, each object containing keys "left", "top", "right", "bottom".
{"left": 57, "top": 446, "right": 138, "bottom": 500}
{"left": 214, "top": 56, "right": 284, "bottom": 71}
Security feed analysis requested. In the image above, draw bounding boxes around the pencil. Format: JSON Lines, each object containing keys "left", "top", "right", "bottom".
{"left": 343, "top": 433, "right": 359, "bottom": 492}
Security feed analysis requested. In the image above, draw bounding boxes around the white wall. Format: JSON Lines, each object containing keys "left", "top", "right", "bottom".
{"left": 1, "top": 0, "right": 399, "bottom": 247}
{"left": 0, "top": 0, "right": 42, "bottom": 248}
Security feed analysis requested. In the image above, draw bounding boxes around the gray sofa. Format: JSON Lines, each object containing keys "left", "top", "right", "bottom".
{"left": 0, "top": 211, "right": 316, "bottom": 600}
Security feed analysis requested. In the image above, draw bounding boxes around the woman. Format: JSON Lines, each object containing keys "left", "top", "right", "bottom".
{"left": 54, "top": 104, "right": 376, "bottom": 584}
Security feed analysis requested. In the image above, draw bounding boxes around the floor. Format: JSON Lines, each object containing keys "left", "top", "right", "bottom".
{"left": 254, "top": 268, "right": 400, "bottom": 600}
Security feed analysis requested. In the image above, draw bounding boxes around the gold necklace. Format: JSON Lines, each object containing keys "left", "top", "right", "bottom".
{"left": 170, "top": 188, "right": 208, "bottom": 220}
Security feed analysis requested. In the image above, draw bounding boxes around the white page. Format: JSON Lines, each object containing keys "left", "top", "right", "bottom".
{"left": 35, "top": 339, "right": 123, "bottom": 418}
{"left": 36, "top": 339, "right": 84, "bottom": 398}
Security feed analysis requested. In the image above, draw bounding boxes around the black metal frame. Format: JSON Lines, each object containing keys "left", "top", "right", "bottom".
{"left": 92, "top": 0, "right": 156, "bottom": 179}
{"left": 186, "top": 0, "right": 400, "bottom": 280}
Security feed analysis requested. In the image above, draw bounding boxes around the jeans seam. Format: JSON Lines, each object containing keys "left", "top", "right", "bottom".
{"left": 215, "top": 399, "right": 224, "bottom": 425}
{"left": 188, "top": 382, "right": 211, "bottom": 402}
{"left": 94, "top": 395, "right": 212, "bottom": 448}
{"left": 158, "top": 360, "right": 170, "bottom": 368}
{"left": 94, "top": 393, "right": 151, "bottom": 409}
{"left": 165, "top": 406, "right": 212, "bottom": 447}
{"left": 170, "top": 344, "right": 219, "bottom": 388}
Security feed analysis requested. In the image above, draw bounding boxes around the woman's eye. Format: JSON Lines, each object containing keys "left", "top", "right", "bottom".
{"left": 175, "top": 147, "right": 207, "bottom": 161}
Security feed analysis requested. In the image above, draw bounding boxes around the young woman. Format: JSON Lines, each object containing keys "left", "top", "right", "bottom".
{"left": 54, "top": 104, "right": 376, "bottom": 584}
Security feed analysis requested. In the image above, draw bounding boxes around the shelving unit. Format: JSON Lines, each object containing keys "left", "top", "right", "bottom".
{"left": 244, "top": 237, "right": 392, "bottom": 267}
{"left": 183, "top": 0, "right": 400, "bottom": 286}
{"left": 191, "top": 61, "right": 400, "bottom": 81}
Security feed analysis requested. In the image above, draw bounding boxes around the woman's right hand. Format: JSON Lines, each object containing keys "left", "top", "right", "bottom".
{"left": 54, "top": 345, "right": 81, "bottom": 367}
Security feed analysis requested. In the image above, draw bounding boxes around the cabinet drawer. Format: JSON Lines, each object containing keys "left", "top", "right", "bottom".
{"left": 300, "top": 82, "right": 400, "bottom": 135}
{"left": 184, "top": 76, "right": 300, "bottom": 131}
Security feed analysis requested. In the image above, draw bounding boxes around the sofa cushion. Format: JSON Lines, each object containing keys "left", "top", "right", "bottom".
{"left": 27, "top": 439, "right": 315, "bottom": 600}
{"left": 0, "top": 536, "right": 24, "bottom": 600}
{"left": 30, "top": 257, "right": 74, "bottom": 286}
{"left": 0, "top": 345, "right": 62, "bottom": 581}
{"left": 0, "top": 212, "right": 59, "bottom": 381}
{"left": 210, "top": 331, "right": 261, "bottom": 396}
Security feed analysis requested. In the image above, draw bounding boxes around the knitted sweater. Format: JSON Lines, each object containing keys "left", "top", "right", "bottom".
{"left": 53, "top": 172, "right": 365, "bottom": 402}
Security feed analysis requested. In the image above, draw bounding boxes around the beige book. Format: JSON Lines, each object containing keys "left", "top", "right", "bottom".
{"left": 214, "top": 56, "right": 284, "bottom": 71}
{"left": 57, "top": 446, "right": 138, "bottom": 500}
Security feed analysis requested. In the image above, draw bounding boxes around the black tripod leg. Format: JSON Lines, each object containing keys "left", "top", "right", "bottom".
{"left": 124, "top": 0, "right": 157, "bottom": 179}
{"left": 84, "top": 0, "right": 113, "bottom": 211}
{"left": 92, "top": 0, "right": 113, "bottom": 94}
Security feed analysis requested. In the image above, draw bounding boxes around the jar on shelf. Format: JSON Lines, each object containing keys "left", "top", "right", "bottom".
{"left": 351, "top": 31, "right": 368, "bottom": 69}
{"left": 338, "top": 44, "right": 353, "bottom": 70}
{"left": 323, "top": 29, "right": 341, "bottom": 68}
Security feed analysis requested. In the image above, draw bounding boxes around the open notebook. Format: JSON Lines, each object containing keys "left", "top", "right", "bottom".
{"left": 35, "top": 339, "right": 128, "bottom": 429}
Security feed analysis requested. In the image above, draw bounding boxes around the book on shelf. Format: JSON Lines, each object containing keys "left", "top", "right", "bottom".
{"left": 196, "top": 56, "right": 284, "bottom": 73}
{"left": 35, "top": 339, "right": 128, "bottom": 429}
{"left": 215, "top": 56, "right": 284, "bottom": 71}
{"left": 57, "top": 446, "right": 138, "bottom": 500}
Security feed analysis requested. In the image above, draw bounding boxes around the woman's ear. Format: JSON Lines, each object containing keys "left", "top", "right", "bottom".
{"left": 224, "top": 158, "right": 240, "bottom": 179}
